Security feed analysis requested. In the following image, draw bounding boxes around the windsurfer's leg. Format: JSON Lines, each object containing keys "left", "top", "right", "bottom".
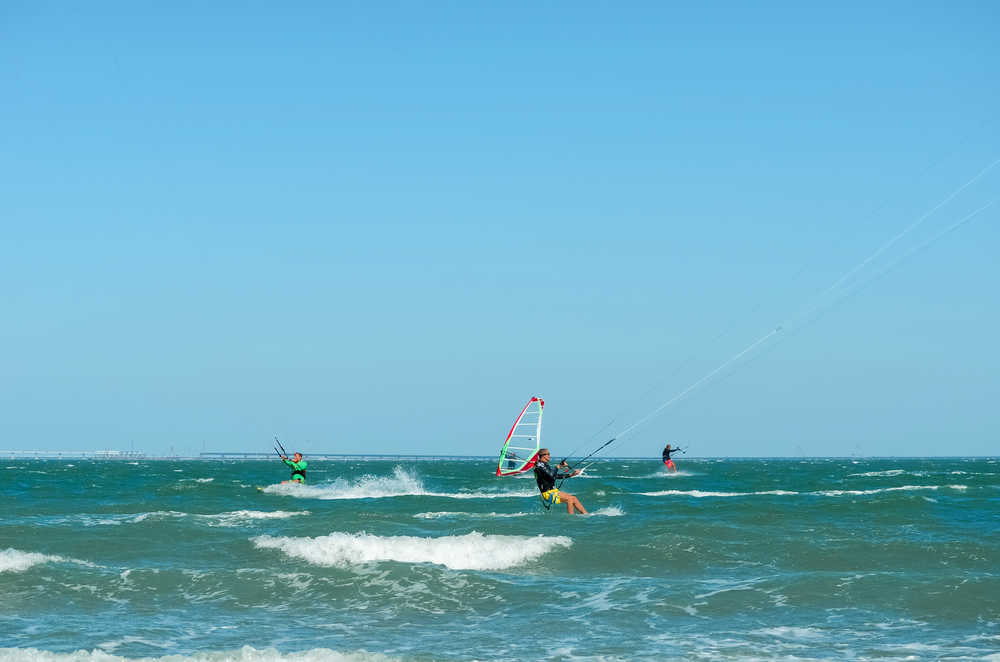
{"left": 561, "top": 492, "right": 587, "bottom": 514}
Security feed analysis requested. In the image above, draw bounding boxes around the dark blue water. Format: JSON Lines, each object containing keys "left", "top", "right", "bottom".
{"left": 2, "top": 457, "right": 998, "bottom": 661}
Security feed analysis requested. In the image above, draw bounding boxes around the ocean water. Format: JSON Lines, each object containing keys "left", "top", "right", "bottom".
{"left": 1, "top": 457, "right": 998, "bottom": 661}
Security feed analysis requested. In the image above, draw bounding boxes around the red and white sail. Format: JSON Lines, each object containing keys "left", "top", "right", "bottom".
{"left": 496, "top": 397, "right": 544, "bottom": 476}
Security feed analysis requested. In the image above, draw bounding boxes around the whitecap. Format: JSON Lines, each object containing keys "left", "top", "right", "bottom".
{"left": 847, "top": 469, "right": 905, "bottom": 477}
{"left": 197, "top": 510, "right": 309, "bottom": 527}
{"left": 584, "top": 506, "right": 624, "bottom": 517}
{"left": 0, "top": 549, "right": 66, "bottom": 573}
{"left": 259, "top": 466, "right": 533, "bottom": 500}
{"left": 638, "top": 489, "right": 798, "bottom": 497}
{"left": 816, "top": 485, "right": 967, "bottom": 496}
{"left": 412, "top": 511, "right": 532, "bottom": 519}
{"left": 252, "top": 531, "right": 571, "bottom": 570}
{"left": 0, "top": 549, "right": 92, "bottom": 573}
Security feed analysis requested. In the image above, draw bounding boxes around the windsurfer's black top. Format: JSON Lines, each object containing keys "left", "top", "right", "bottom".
{"left": 662, "top": 447, "right": 682, "bottom": 461}
{"left": 533, "top": 460, "right": 573, "bottom": 493}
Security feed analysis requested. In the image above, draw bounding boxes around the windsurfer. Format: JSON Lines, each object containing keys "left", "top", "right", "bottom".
{"left": 533, "top": 448, "right": 587, "bottom": 514}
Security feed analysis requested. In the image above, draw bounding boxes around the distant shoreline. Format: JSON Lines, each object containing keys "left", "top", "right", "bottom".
{"left": 2, "top": 451, "right": 996, "bottom": 461}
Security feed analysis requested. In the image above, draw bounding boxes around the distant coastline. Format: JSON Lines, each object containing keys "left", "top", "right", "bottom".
{"left": 2, "top": 450, "right": 995, "bottom": 461}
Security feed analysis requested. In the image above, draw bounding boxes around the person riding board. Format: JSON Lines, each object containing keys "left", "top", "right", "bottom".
{"left": 662, "top": 444, "right": 683, "bottom": 472}
{"left": 533, "top": 448, "right": 587, "bottom": 514}
{"left": 280, "top": 452, "right": 307, "bottom": 484}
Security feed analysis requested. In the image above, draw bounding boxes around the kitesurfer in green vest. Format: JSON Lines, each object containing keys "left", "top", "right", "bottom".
{"left": 280, "top": 452, "right": 307, "bottom": 484}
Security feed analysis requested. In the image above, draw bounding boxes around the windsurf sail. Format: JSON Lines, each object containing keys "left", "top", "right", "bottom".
{"left": 496, "top": 397, "right": 544, "bottom": 476}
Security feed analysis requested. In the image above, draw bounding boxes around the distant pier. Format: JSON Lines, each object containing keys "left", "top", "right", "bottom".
{"left": 1, "top": 450, "right": 148, "bottom": 460}
{"left": 198, "top": 452, "right": 490, "bottom": 462}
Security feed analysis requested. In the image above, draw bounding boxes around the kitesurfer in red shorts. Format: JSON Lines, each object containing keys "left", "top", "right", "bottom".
{"left": 662, "top": 444, "right": 683, "bottom": 472}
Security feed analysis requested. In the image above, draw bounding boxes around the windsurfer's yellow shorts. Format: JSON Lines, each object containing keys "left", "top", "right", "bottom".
{"left": 541, "top": 489, "right": 562, "bottom": 505}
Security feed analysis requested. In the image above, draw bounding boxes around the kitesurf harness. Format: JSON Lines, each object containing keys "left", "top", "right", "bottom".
{"left": 285, "top": 460, "right": 307, "bottom": 481}
{"left": 533, "top": 459, "right": 576, "bottom": 511}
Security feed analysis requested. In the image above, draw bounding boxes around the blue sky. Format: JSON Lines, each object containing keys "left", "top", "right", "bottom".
{"left": 2, "top": 2, "right": 997, "bottom": 457}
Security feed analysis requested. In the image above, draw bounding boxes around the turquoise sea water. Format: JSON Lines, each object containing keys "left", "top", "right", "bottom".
{"left": 1, "top": 457, "right": 998, "bottom": 661}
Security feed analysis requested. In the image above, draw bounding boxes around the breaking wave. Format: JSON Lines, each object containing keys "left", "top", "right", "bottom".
{"left": 260, "top": 466, "right": 534, "bottom": 500}
{"left": 412, "top": 511, "right": 533, "bottom": 519}
{"left": 0, "top": 548, "right": 91, "bottom": 573}
{"left": 252, "top": 531, "right": 572, "bottom": 570}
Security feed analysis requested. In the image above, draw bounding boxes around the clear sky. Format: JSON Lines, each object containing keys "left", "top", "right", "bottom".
{"left": 2, "top": 2, "right": 998, "bottom": 458}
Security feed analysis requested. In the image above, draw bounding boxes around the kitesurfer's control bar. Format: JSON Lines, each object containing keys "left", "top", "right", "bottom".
{"left": 274, "top": 436, "right": 288, "bottom": 459}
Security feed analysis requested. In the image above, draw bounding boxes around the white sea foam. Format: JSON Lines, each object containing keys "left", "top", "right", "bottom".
{"left": 252, "top": 531, "right": 572, "bottom": 570}
{"left": 0, "top": 646, "right": 400, "bottom": 661}
{"left": 197, "top": 510, "right": 310, "bottom": 527}
{"left": 128, "top": 511, "right": 185, "bottom": 523}
{"left": 638, "top": 485, "right": 968, "bottom": 498}
{"left": 584, "top": 506, "right": 624, "bottom": 517}
{"left": 412, "top": 511, "right": 533, "bottom": 519}
{"left": 49, "top": 510, "right": 306, "bottom": 528}
{"left": 817, "top": 484, "right": 968, "bottom": 496}
{"left": 0, "top": 549, "right": 66, "bottom": 573}
{"left": 656, "top": 469, "right": 696, "bottom": 478}
{"left": 0, "top": 549, "right": 92, "bottom": 573}
{"left": 847, "top": 469, "right": 905, "bottom": 477}
{"left": 260, "top": 466, "right": 533, "bottom": 500}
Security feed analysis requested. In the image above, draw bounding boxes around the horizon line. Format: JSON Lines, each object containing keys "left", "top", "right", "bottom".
{"left": 1, "top": 450, "right": 996, "bottom": 461}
